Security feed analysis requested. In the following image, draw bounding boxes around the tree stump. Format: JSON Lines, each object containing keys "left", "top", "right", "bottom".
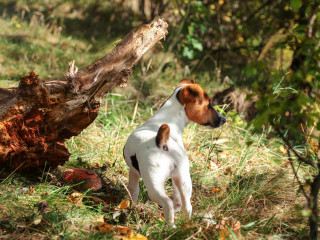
{"left": 0, "top": 17, "right": 168, "bottom": 170}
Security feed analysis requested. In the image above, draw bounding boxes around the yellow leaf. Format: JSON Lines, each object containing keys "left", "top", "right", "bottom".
{"left": 129, "top": 233, "right": 148, "bottom": 240}
{"left": 279, "top": 145, "right": 287, "bottom": 154}
{"left": 116, "top": 200, "right": 130, "bottom": 210}
{"left": 32, "top": 215, "right": 43, "bottom": 225}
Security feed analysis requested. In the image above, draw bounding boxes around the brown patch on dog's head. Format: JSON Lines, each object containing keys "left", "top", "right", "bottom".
{"left": 177, "top": 82, "right": 226, "bottom": 128}
{"left": 156, "top": 124, "right": 170, "bottom": 151}
{"left": 177, "top": 79, "right": 195, "bottom": 87}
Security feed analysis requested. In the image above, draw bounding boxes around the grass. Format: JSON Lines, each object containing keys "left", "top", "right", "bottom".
{"left": 0, "top": 2, "right": 310, "bottom": 239}
{"left": 0, "top": 90, "right": 309, "bottom": 239}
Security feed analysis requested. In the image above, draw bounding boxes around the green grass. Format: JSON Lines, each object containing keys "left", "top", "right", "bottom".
{"left": 0, "top": 2, "right": 310, "bottom": 239}
{"left": 0, "top": 91, "right": 309, "bottom": 239}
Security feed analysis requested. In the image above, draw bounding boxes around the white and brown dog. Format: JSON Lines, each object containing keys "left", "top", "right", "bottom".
{"left": 123, "top": 79, "right": 226, "bottom": 224}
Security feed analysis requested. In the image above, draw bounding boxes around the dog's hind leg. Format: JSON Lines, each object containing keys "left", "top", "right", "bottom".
{"left": 172, "top": 171, "right": 192, "bottom": 220}
{"left": 128, "top": 169, "right": 140, "bottom": 202}
{"left": 143, "top": 174, "right": 175, "bottom": 223}
{"left": 172, "top": 180, "right": 182, "bottom": 213}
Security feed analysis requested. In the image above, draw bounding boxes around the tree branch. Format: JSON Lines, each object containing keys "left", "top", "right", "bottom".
{"left": 276, "top": 128, "right": 317, "bottom": 169}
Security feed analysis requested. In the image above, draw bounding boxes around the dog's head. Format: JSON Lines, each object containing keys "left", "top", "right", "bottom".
{"left": 176, "top": 79, "right": 226, "bottom": 128}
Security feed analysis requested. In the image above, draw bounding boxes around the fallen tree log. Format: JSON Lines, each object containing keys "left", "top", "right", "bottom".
{"left": 0, "top": 17, "right": 168, "bottom": 170}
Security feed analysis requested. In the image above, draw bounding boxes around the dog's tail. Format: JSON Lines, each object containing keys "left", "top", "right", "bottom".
{"left": 156, "top": 124, "right": 170, "bottom": 151}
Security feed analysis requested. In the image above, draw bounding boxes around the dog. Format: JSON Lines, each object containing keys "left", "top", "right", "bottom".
{"left": 123, "top": 79, "right": 226, "bottom": 224}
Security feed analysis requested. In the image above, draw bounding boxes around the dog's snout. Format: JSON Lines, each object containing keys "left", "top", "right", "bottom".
{"left": 214, "top": 113, "right": 226, "bottom": 128}
{"left": 219, "top": 116, "right": 226, "bottom": 126}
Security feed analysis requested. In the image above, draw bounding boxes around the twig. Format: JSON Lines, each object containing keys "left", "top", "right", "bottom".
{"left": 185, "top": 226, "right": 202, "bottom": 240}
{"left": 276, "top": 128, "right": 317, "bottom": 169}
{"left": 287, "top": 151, "right": 310, "bottom": 204}
{"left": 1, "top": 162, "right": 25, "bottom": 183}
{"left": 117, "top": 176, "right": 133, "bottom": 204}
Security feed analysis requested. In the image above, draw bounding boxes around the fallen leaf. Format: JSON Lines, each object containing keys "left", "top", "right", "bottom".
{"left": 28, "top": 186, "right": 35, "bottom": 195}
{"left": 224, "top": 166, "right": 232, "bottom": 175}
{"left": 128, "top": 233, "right": 148, "bottom": 240}
{"left": 93, "top": 215, "right": 105, "bottom": 225}
{"left": 279, "top": 145, "right": 287, "bottom": 154}
{"left": 113, "top": 211, "right": 121, "bottom": 219}
{"left": 67, "top": 191, "right": 83, "bottom": 205}
{"left": 116, "top": 226, "right": 132, "bottom": 235}
{"left": 212, "top": 187, "right": 221, "bottom": 193}
{"left": 215, "top": 218, "right": 241, "bottom": 239}
{"left": 32, "top": 215, "right": 43, "bottom": 225}
{"left": 116, "top": 200, "right": 130, "bottom": 210}
{"left": 94, "top": 222, "right": 114, "bottom": 234}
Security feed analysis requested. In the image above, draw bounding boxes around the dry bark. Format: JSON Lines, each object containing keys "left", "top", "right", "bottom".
{"left": 0, "top": 17, "right": 168, "bottom": 170}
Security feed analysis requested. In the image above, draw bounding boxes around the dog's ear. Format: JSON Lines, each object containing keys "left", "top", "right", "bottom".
{"left": 156, "top": 124, "right": 170, "bottom": 151}
{"left": 177, "top": 78, "right": 195, "bottom": 87}
{"left": 176, "top": 84, "right": 201, "bottom": 105}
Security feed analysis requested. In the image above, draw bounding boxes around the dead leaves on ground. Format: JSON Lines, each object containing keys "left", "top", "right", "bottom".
{"left": 214, "top": 218, "right": 241, "bottom": 240}
{"left": 94, "top": 219, "right": 147, "bottom": 239}
{"left": 180, "top": 217, "right": 242, "bottom": 240}
{"left": 67, "top": 191, "right": 83, "bottom": 205}
{"left": 116, "top": 199, "right": 130, "bottom": 210}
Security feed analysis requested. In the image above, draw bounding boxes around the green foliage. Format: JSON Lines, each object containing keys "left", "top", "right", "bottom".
{"left": 251, "top": 0, "right": 320, "bottom": 136}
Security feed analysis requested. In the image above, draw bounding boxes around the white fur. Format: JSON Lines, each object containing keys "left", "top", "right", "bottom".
{"left": 123, "top": 86, "right": 193, "bottom": 224}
